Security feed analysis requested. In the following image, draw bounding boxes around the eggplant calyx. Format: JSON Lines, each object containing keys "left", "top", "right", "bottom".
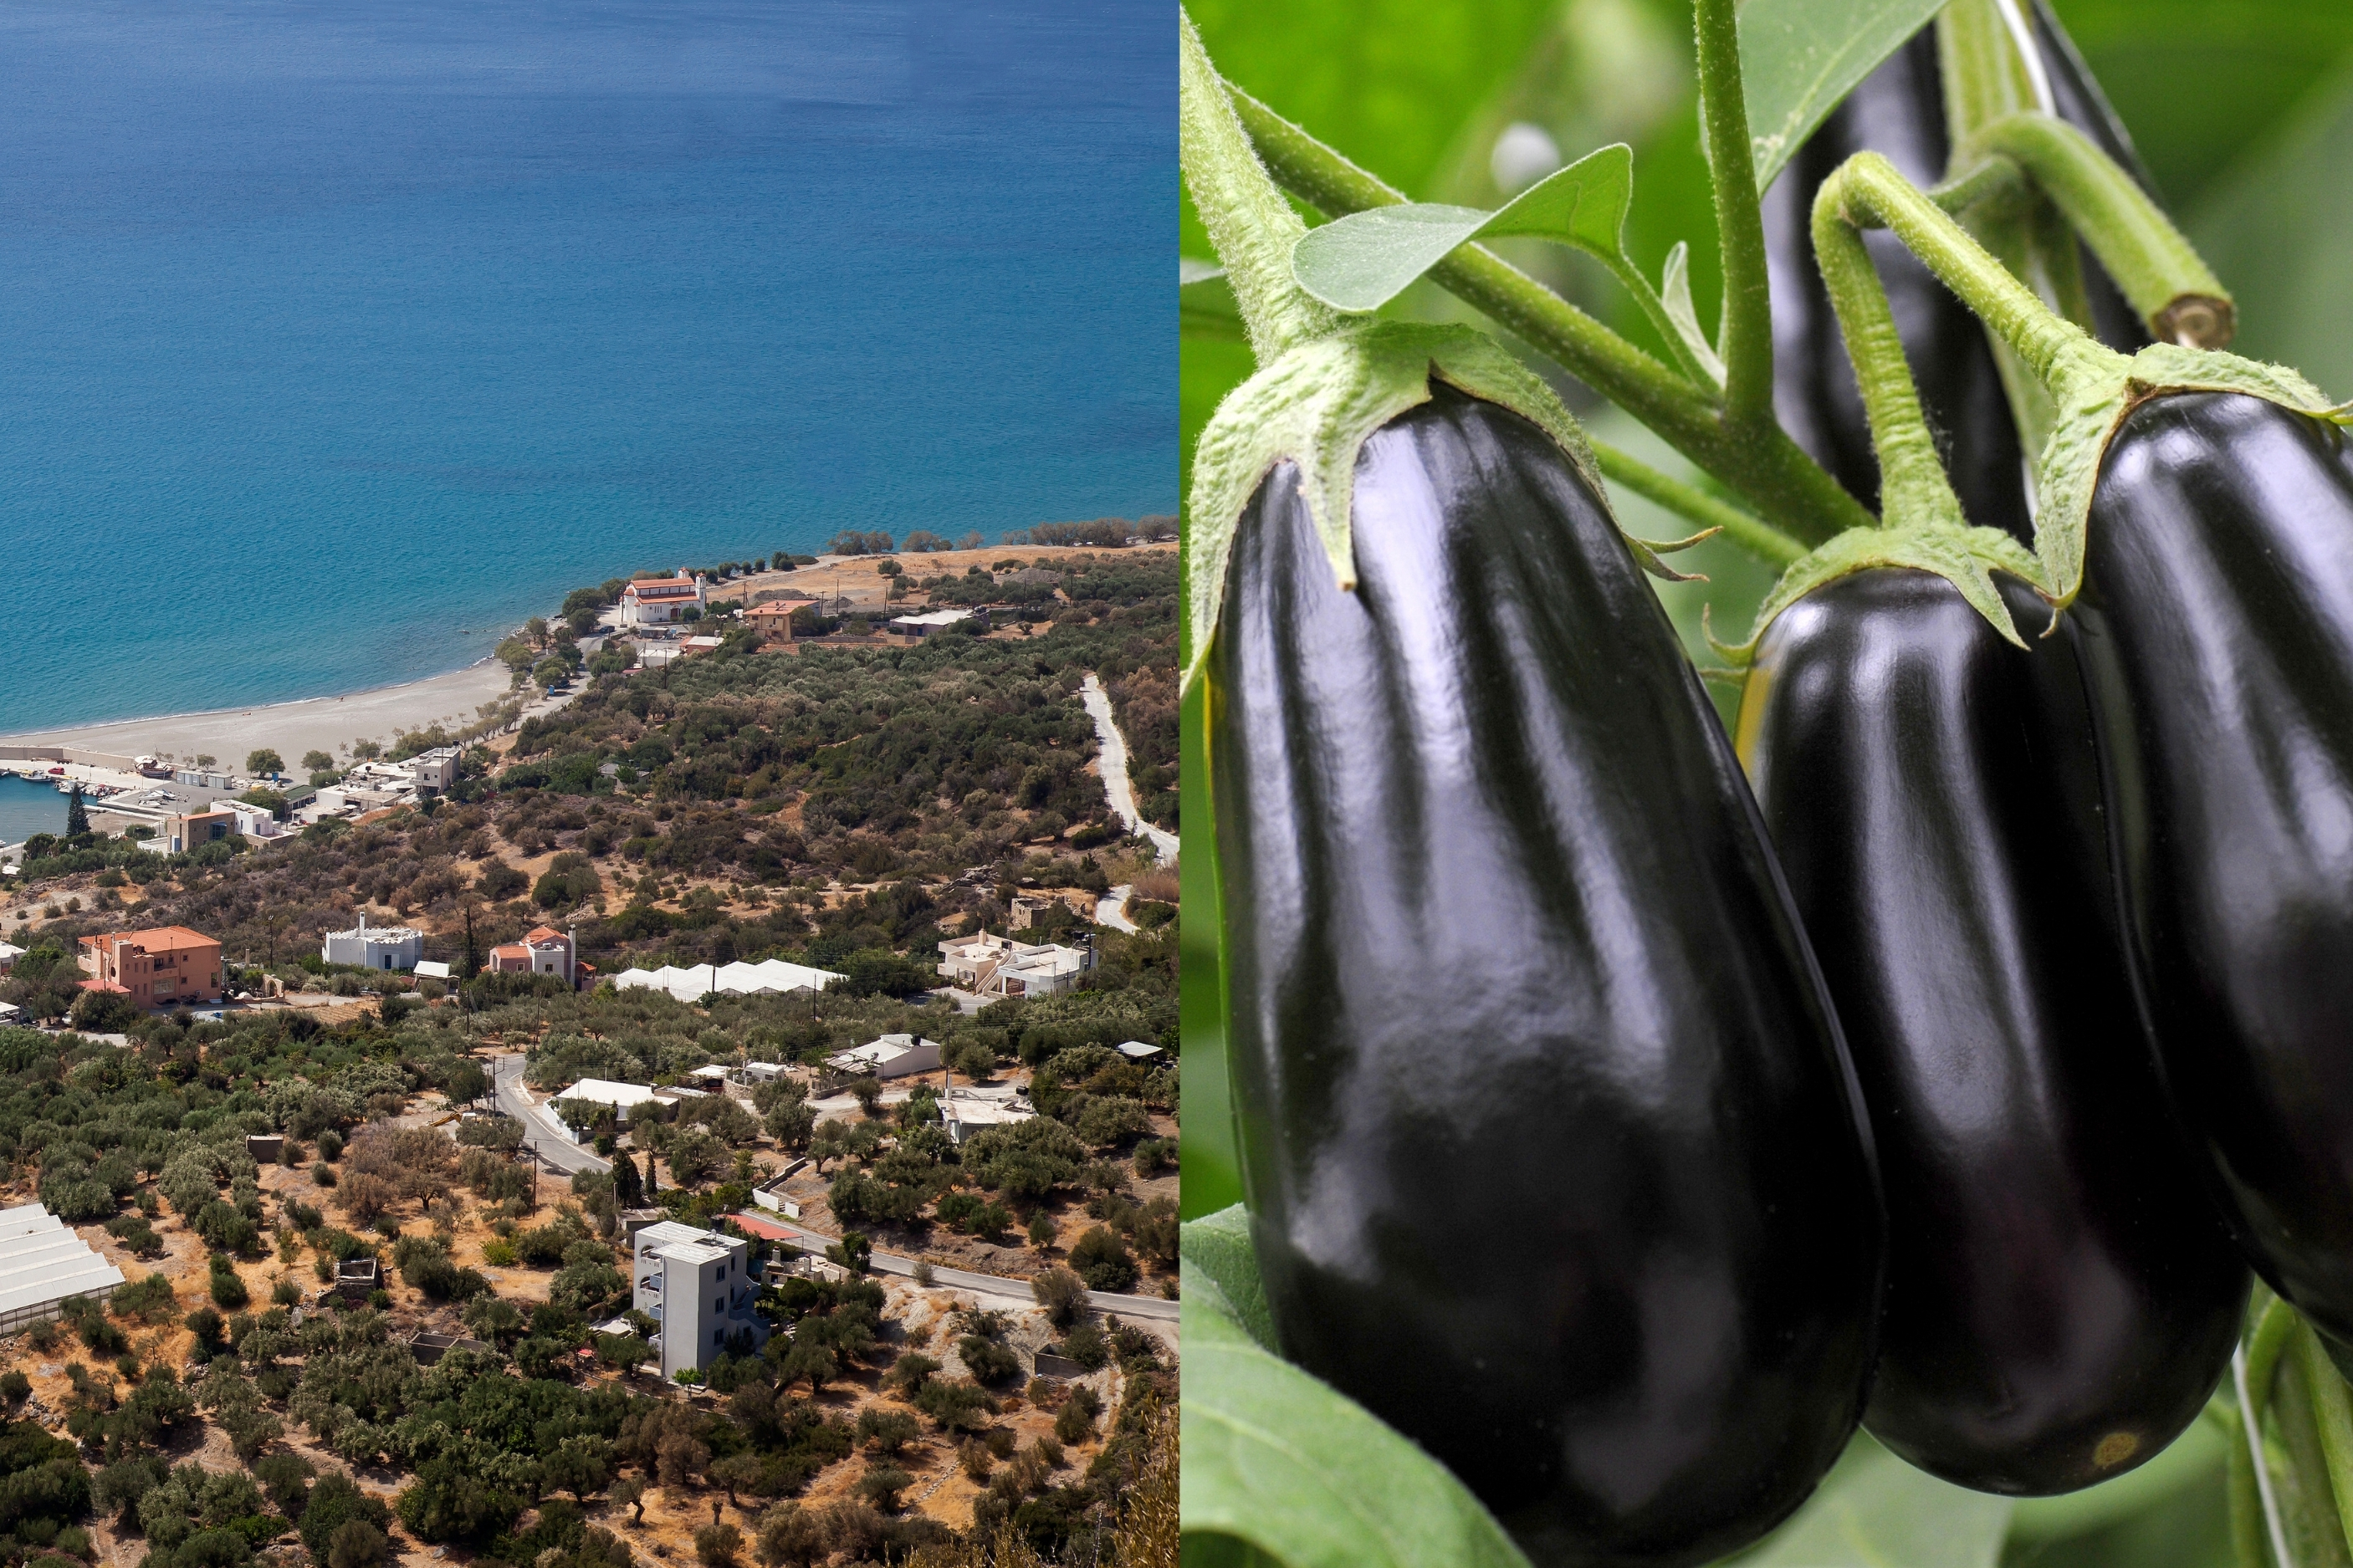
{"left": 2033, "top": 344, "right": 2334, "bottom": 608}
{"left": 1183, "top": 317, "right": 1610, "bottom": 692}
{"left": 1706, "top": 524, "right": 2047, "bottom": 669}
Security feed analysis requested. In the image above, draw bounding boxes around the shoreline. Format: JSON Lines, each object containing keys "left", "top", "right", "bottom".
{"left": 0, "top": 656, "right": 527, "bottom": 770}
{"left": 0, "top": 540, "right": 1177, "bottom": 772}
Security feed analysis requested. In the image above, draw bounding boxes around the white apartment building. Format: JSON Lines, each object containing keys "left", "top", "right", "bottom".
{"left": 936, "top": 931, "right": 1092, "bottom": 998}
{"left": 632, "top": 1220, "right": 766, "bottom": 1379}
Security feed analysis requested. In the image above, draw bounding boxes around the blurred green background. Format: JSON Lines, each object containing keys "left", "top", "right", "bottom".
{"left": 1179, "top": 2, "right": 2353, "bottom": 1559}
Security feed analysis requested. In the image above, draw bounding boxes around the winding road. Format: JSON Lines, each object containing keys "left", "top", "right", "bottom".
{"left": 1079, "top": 672, "right": 1175, "bottom": 864}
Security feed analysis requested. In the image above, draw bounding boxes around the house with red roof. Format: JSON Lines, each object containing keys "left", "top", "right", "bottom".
{"left": 744, "top": 598, "right": 816, "bottom": 642}
{"left": 487, "top": 924, "right": 590, "bottom": 988}
{"left": 618, "top": 570, "right": 707, "bottom": 627}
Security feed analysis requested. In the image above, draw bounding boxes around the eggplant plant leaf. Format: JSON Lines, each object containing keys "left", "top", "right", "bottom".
{"left": 1290, "top": 143, "right": 1635, "bottom": 313}
{"left": 1727, "top": 1434, "right": 2015, "bottom": 1567}
{"left": 1179, "top": 1205, "right": 1533, "bottom": 1568}
{"left": 1739, "top": 0, "right": 1948, "bottom": 188}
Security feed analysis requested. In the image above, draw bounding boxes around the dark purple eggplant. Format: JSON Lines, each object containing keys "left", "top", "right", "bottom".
{"left": 2068, "top": 391, "right": 2353, "bottom": 1375}
{"left": 1211, "top": 384, "right": 1884, "bottom": 1566}
{"left": 1737, "top": 569, "right": 2248, "bottom": 1494}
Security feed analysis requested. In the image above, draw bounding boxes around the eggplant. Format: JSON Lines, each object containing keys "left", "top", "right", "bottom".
{"left": 2068, "top": 391, "right": 2353, "bottom": 1371}
{"left": 1211, "top": 383, "right": 1885, "bottom": 1567}
{"left": 1737, "top": 569, "right": 2248, "bottom": 1494}
{"left": 1760, "top": 13, "right": 2151, "bottom": 540}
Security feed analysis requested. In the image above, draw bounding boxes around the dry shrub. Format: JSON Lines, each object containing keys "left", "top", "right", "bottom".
{"left": 335, "top": 1171, "right": 392, "bottom": 1225}
{"left": 347, "top": 1122, "right": 459, "bottom": 1205}
{"left": 1128, "top": 867, "right": 1179, "bottom": 905}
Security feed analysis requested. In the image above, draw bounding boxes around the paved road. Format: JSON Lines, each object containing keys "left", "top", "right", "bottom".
{"left": 490, "top": 1053, "right": 611, "bottom": 1176}
{"left": 1078, "top": 673, "right": 1176, "bottom": 864}
{"left": 754, "top": 1213, "right": 1179, "bottom": 1322}
{"left": 1095, "top": 884, "right": 1138, "bottom": 934}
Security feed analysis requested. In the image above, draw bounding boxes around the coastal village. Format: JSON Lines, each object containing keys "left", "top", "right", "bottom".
{"left": 0, "top": 531, "right": 1179, "bottom": 1568}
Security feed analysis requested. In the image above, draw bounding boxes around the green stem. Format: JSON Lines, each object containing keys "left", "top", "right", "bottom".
{"left": 1808, "top": 177, "right": 1967, "bottom": 532}
{"left": 1176, "top": 10, "right": 1335, "bottom": 362}
{"left": 1939, "top": 0, "right": 2047, "bottom": 147}
{"left": 1819, "top": 152, "right": 2127, "bottom": 403}
{"left": 1226, "top": 85, "right": 1875, "bottom": 549}
{"left": 2298, "top": 1321, "right": 2353, "bottom": 1554}
{"left": 1691, "top": 0, "right": 1773, "bottom": 421}
{"left": 1591, "top": 442, "right": 1806, "bottom": 564}
{"left": 2254, "top": 1297, "right": 2301, "bottom": 1411}
{"left": 1962, "top": 113, "right": 2235, "bottom": 346}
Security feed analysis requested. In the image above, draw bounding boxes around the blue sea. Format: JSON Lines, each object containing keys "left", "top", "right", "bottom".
{"left": 0, "top": 0, "right": 1173, "bottom": 733}
{"left": 0, "top": 775, "right": 65, "bottom": 843}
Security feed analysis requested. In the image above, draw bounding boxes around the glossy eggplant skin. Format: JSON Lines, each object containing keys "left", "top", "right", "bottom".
{"left": 1761, "top": 16, "right": 2150, "bottom": 541}
{"left": 2070, "top": 393, "right": 2353, "bottom": 1364}
{"left": 1211, "top": 386, "right": 1885, "bottom": 1568}
{"left": 1737, "top": 570, "right": 2248, "bottom": 1495}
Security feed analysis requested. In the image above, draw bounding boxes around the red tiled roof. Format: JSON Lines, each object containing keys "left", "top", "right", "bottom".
{"left": 626, "top": 579, "right": 698, "bottom": 598}
{"left": 745, "top": 600, "right": 814, "bottom": 618}
{"left": 524, "top": 926, "right": 568, "bottom": 945}
{"left": 489, "top": 944, "right": 529, "bottom": 959}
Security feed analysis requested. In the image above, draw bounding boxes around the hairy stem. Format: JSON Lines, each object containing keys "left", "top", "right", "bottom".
{"left": 1809, "top": 180, "right": 1967, "bottom": 531}
{"left": 1592, "top": 442, "right": 1806, "bottom": 564}
{"left": 1691, "top": 0, "right": 1773, "bottom": 421}
{"left": 1962, "top": 113, "right": 2234, "bottom": 345}
{"left": 1227, "top": 85, "right": 1875, "bottom": 549}
{"left": 1176, "top": 10, "right": 1334, "bottom": 361}
{"left": 1819, "top": 152, "right": 2127, "bottom": 403}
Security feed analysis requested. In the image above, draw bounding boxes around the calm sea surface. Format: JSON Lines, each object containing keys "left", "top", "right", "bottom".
{"left": 0, "top": 0, "right": 1173, "bottom": 733}
{"left": 0, "top": 775, "right": 64, "bottom": 843}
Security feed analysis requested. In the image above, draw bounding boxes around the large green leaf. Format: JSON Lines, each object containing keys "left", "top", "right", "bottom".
{"left": 1727, "top": 1438, "right": 2014, "bottom": 1567}
{"left": 1290, "top": 145, "right": 1636, "bottom": 313}
{"left": 1179, "top": 1208, "right": 1534, "bottom": 1568}
{"left": 1738, "top": 0, "right": 1948, "bottom": 188}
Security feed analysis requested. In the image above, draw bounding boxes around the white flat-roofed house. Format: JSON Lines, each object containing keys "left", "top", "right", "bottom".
{"left": 322, "top": 912, "right": 422, "bottom": 972}
{"left": 936, "top": 931, "right": 1092, "bottom": 999}
{"left": 547, "top": 1079, "right": 672, "bottom": 1139}
{"left": 939, "top": 1085, "right": 1037, "bottom": 1146}
{"left": 223, "top": 801, "right": 283, "bottom": 840}
{"left": 825, "top": 1034, "right": 944, "bottom": 1080}
{"left": 620, "top": 571, "right": 708, "bottom": 627}
{"left": 631, "top": 1219, "right": 766, "bottom": 1380}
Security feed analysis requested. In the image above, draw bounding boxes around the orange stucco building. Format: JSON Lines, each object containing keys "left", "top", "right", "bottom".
{"left": 78, "top": 927, "right": 225, "bottom": 1008}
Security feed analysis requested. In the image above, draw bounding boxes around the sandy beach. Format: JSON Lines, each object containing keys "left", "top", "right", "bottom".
{"left": 0, "top": 543, "right": 1174, "bottom": 769}
{"left": 0, "top": 658, "right": 523, "bottom": 769}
